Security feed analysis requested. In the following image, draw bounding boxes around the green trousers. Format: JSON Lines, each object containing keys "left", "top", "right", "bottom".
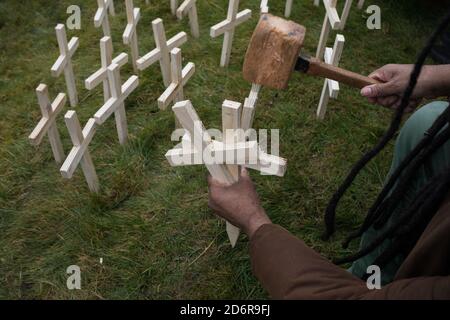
{"left": 350, "top": 100, "right": 450, "bottom": 285}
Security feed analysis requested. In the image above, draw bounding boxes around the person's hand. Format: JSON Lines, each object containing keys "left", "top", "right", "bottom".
{"left": 207, "top": 168, "right": 271, "bottom": 239}
{"left": 361, "top": 64, "right": 423, "bottom": 112}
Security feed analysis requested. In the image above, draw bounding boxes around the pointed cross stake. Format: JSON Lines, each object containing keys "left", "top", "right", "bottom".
{"left": 94, "top": 63, "right": 139, "bottom": 145}
{"left": 316, "top": 0, "right": 354, "bottom": 58}
{"left": 210, "top": 0, "right": 252, "bottom": 67}
{"left": 241, "top": 84, "right": 261, "bottom": 131}
{"left": 51, "top": 24, "right": 79, "bottom": 107}
{"left": 106, "top": 0, "right": 115, "bottom": 16}
{"left": 29, "top": 84, "right": 66, "bottom": 164}
{"left": 358, "top": 0, "right": 365, "bottom": 9}
{"left": 317, "top": 34, "right": 345, "bottom": 120}
{"left": 123, "top": 0, "right": 141, "bottom": 73}
{"left": 260, "top": 0, "right": 269, "bottom": 13}
{"left": 285, "top": 0, "right": 293, "bottom": 17}
{"left": 94, "top": 0, "right": 112, "bottom": 37}
{"left": 158, "top": 48, "right": 195, "bottom": 110}
{"left": 60, "top": 111, "right": 99, "bottom": 193}
{"left": 85, "top": 36, "right": 128, "bottom": 103}
{"left": 136, "top": 18, "right": 188, "bottom": 87}
{"left": 166, "top": 100, "right": 286, "bottom": 246}
{"left": 170, "top": 0, "right": 179, "bottom": 15}
{"left": 176, "top": 0, "right": 200, "bottom": 38}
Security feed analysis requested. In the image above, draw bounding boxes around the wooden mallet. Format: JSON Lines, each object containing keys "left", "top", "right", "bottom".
{"left": 243, "top": 14, "right": 380, "bottom": 90}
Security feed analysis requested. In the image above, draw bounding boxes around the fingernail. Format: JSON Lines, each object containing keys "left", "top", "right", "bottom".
{"left": 361, "top": 87, "right": 372, "bottom": 97}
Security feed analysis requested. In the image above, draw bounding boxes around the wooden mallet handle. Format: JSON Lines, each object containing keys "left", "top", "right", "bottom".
{"left": 297, "top": 56, "right": 380, "bottom": 89}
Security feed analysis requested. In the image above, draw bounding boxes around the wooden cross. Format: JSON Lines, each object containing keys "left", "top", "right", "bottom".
{"left": 51, "top": 24, "right": 79, "bottom": 107}
{"left": 260, "top": 0, "right": 269, "bottom": 13}
{"left": 157, "top": 48, "right": 195, "bottom": 110}
{"left": 176, "top": 0, "right": 200, "bottom": 38}
{"left": 123, "top": 0, "right": 141, "bottom": 73}
{"left": 106, "top": 0, "right": 115, "bottom": 16}
{"left": 170, "top": 0, "right": 179, "bottom": 15}
{"left": 166, "top": 100, "right": 286, "bottom": 246}
{"left": 285, "top": 0, "right": 293, "bottom": 17}
{"left": 316, "top": 0, "right": 353, "bottom": 59}
{"left": 60, "top": 111, "right": 99, "bottom": 193}
{"left": 317, "top": 34, "right": 345, "bottom": 120}
{"left": 210, "top": 0, "right": 252, "bottom": 67}
{"left": 85, "top": 36, "right": 128, "bottom": 103}
{"left": 29, "top": 84, "right": 66, "bottom": 164}
{"left": 94, "top": 0, "right": 113, "bottom": 37}
{"left": 136, "top": 18, "right": 188, "bottom": 87}
{"left": 94, "top": 63, "right": 139, "bottom": 145}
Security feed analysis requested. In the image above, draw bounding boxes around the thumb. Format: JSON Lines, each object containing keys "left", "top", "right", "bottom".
{"left": 361, "top": 82, "right": 397, "bottom": 98}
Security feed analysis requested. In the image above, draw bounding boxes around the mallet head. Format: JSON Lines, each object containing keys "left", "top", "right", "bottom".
{"left": 243, "top": 14, "right": 306, "bottom": 90}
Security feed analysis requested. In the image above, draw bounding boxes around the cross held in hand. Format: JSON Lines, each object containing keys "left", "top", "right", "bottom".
{"left": 51, "top": 24, "right": 79, "bottom": 107}
{"left": 60, "top": 111, "right": 99, "bottom": 193}
{"left": 176, "top": 0, "right": 200, "bottom": 38}
{"left": 136, "top": 18, "right": 188, "bottom": 87}
{"left": 210, "top": 0, "right": 252, "bottom": 67}
{"left": 29, "top": 84, "right": 67, "bottom": 164}
{"left": 85, "top": 36, "right": 128, "bottom": 103}
{"left": 94, "top": 62, "right": 139, "bottom": 145}
{"left": 166, "top": 100, "right": 287, "bottom": 247}
{"left": 123, "top": 0, "right": 141, "bottom": 73}
{"left": 157, "top": 48, "right": 195, "bottom": 110}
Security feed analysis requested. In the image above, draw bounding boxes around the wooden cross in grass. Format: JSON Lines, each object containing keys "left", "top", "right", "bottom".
{"left": 210, "top": 0, "right": 252, "bottom": 67}
{"left": 94, "top": 63, "right": 139, "bottom": 145}
{"left": 317, "top": 34, "right": 345, "bottom": 119}
{"left": 29, "top": 84, "right": 66, "bottom": 164}
{"left": 51, "top": 24, "right": 79, "bottom": 107}
{"left": 85, "top": 36, "right": 128, "bottom": 103}
{"left": 60, "top": 111, "right": 99, "bottom": 193}
{"left": 166, "top": 100, "right": 286, "bottom": 247}
{"left": 157, "top": 48, "right": 195, "bottom": 110}
{"left": 176, "top": 0, "right": 200, "bottom": 38}
{"left": 136, "top": 18, "right": 188, "bottom": 87}
{"left": 316, "top": 0, "right": 353, "bottom": 59}
{"left": 94, "top": 0, "right": 113, "bottom": 37}
{"left": 123, "top": 0, "right": 141, "bottom": 73}
{"left": 170, "top": 0, "right": 179, "bottom": 15}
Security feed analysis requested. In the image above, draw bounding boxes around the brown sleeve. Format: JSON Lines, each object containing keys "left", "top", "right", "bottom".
{"left": 250, "top": 224, "right": 450, "bottom": 300}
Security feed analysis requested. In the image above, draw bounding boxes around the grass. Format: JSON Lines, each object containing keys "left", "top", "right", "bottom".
{"left": 0, "top": 0, "right": 446, "bottom": 299}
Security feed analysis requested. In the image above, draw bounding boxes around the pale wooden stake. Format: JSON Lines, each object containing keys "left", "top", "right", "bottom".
{"left": 314, "top": 0, "right": 320, "bottom": 6}
{"left": 339, "top": 0, "right": 354, "bottom": 30}
{"left": 51, "top": 24, "right": 79, "bottom": 107}
{"left": 358, "top": 0, "right": 365, "bottom": 9}
{"left": 241, "top": 84, "right": 261, "bottom": 131}
{"left": 85, "top": 36, "right": 128, "bottom": 103}
{"left": 106, "top": 0, "right": 115, "bottom": 16}
{"left": 94, "top": 63, "right": 139, "bottom": 145}
{"left": 170, "top": 0, "right": 179, "bottom": 15}
{"left": 210, "top": 0, "right": 252, "bottom": 67}
{"left": 94, "top": 0, "right": 112, "bottom": 37}
{"left": 60, "top": 111, "right": 99, "bottom": 193}
{"left": 123, "top": 0, "right": 141, "bottom": 73}
{"left": 158, "top": 48, "right": 195, "bottom": 110}
{"left": 222, "top": 100, "right": 242, "bottom": 246}
{"left": 136, "top": 18, "right": 188, "bottom": 87}
{"left": 285, "top": 0, "right": 293, "bottom": 18}
{"left": 315, "top": 0, "right": 340, "bottom": 59}
{"left": 317, "top": 34, "right": 345, "bottom": 120}
{"left": 176, "top": 0, "right": 200, "bottom": 38}
{"left": 260, "top": 0, "right": 269, "bottom": 13}
{"left": 29, "top": 84, "right": 66, "bottom": 164}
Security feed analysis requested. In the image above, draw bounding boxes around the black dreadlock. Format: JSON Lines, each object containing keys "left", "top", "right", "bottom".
{"left": 323, "top": 11, "right": 450, "bottom": 268}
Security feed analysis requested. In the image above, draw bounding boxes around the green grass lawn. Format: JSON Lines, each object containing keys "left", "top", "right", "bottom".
{"left": 0, "top": 0, "right": 446, "bottom": 299}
